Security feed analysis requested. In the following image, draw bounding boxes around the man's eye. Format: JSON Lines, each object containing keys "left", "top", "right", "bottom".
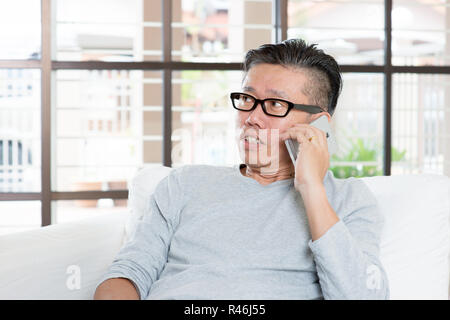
{"left": 269, "top": 101, "right": 283, "bottom": 108}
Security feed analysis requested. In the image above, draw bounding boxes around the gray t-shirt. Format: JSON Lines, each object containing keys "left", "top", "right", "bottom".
{"left": 97, "top": 164, "right": 389, "bottom": 300}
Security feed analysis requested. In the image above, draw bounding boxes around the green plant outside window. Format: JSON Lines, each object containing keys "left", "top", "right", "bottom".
{"left": 330, "top": 138, "right": 406, "bottom": 178}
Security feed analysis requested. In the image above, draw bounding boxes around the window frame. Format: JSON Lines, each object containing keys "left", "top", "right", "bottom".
{"left": 0, "top": 0, "right": 446, "bottom": 227}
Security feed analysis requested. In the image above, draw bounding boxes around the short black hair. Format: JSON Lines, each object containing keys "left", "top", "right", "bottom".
{"left": 243, "top": 38, "right": 342, "bottom": 116}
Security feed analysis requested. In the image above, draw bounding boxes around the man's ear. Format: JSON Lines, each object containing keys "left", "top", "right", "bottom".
{"left": 308, "top": 112, "right": 331, "bottom": 124}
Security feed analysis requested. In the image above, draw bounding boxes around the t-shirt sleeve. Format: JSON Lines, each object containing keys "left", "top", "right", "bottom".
{"left": 95, "top": 169, "right": 185, "bottom": 300}
{"left": 308, "top": 178, "right": 390, "bottom": 300}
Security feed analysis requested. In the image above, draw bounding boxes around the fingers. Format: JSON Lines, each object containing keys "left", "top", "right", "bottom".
{"left": 280, "top": 124, "right": 327, "bottom": 148}
{"left": 294, "top": 124, "right": 327, "bottom": 146}
{"left": 280, "top": 129, "right": 318, "bottom": 150}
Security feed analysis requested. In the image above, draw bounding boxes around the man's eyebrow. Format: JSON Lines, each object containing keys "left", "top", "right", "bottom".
{"left": 242, "top": 86, "right": 255, "bottom": 93}
{"left": 242, "top": 87, "right": 289, "bottom": 100}
{"left": 267, "top": 89, "right": 289, "bottom": 100}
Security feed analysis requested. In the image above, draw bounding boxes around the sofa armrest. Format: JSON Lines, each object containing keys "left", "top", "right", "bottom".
{"left": 0, "top": 212, "right": 128, "bottom": 299}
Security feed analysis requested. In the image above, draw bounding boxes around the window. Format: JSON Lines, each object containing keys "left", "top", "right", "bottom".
{"left": 171, "top": 70, "right": 243, "bottom": 167}
{"left": 55, "top": 0, "right": 144, "bottom": 61}
{"left": 288, "top": 0, "right": 385, "bottom": 65}
{"left": 0, "top": 0, "right": 41, "bottom": 60}
{"left": 392, "top": 0, "right": 450, "bottom": 66}
{"left": 0, "top": 69, "right": 41, "bottom": 192}
{"left": 1, "top": 0, "right": 449, "bottom": 234}
{"left": 174, "top": 0, "right": 275, "bottom": 62}
{"left": 392, "top": 73, "right": 450, "bottom": 174}
{"left": 55, "top": 69, "right": 158, "bottom": 192}
{"left": 330, "top": 73, "right": 385, "bottom": 178}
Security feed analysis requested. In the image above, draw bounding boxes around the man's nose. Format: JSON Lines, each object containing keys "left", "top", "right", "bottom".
{"left": 245, "top": 101, "right": 267, "bottom": 126}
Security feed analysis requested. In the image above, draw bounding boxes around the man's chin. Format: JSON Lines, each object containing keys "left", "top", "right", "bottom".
{"left": 243, "top": 159, "right": 281, "bottom": 174}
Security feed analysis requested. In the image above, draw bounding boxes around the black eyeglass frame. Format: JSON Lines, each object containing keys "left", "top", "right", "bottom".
{"left": 230, "top": 92, "right": 327, "bottom": 117}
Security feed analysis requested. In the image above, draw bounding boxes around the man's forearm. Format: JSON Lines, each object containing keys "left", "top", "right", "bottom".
{"left": 300, "top": 181, "right": 389, "bottom": 299}
{"left": 298, "top": 182, "right": 339, "bottom": 241}
{"left": 94, "top": 278, "right": 140, "bottom": 300}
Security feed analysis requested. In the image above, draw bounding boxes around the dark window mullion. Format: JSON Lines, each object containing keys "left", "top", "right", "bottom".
{"left": 384, "top": 0, "right": 392, "bottom": 176}
{"left": 275, "top": 0, "right": 288, "bottom": 42}
{"left": 52, "top": 61, "right": 243, "bottom": 71}
{"left": 280, "top": 0, "right": 288, "bottom": 41}
{"left": 51, "top": 191, "right": 128, "bottom": 201}
{"left": 0, "top": 60, "right": 41, "bottom": 68}
{"left": 162, "top": 0, "right": 172, "bottom": 167}
{"left": 41, "top": 0, "right": 52, "bottom": 226}
{"left": 0, "top": 193, "right": 41, "bottom": 201}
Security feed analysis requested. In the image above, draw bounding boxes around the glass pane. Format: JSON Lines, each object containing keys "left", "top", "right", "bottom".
{"left": 173, "top": 0, "right": 275, "bottom": 62}
{"left": 288, "top": 0, "right": 384, "bottom": 65}
{"left": 0, "top": 201, "right": 41, "bottom": 235}
{"left": 0, "top": 69, "right": 41, "bottom": 192}
{"left": 0, "top": 0, "right": 41, "bottom": 60}
{"left": 53, "top": 200, "right": 128, "bottom": 224}
{"left": 330, "top": 73, "right": 384, "bottom": 178}
{"left": 392, "top": 0, "right": 450, "bottom": 66}
{"left": 54, "top": 70, "right": 162, "bottom": 191}
{"left": 171, "top": 70, "right": 243, "bottom": 166}
{"left": 392, "top": 74, "right": 450, "bottom": 176}
{"left": 55, "top": 0, "right": 161, "bottom": 61}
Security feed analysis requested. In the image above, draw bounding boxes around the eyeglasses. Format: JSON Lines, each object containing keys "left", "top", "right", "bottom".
{"left": 230, "top": 92, "right": 326, "bottom": 117}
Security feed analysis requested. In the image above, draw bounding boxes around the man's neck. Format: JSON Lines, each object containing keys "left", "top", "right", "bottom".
{"left": 240, "top": 163, "right": 294, "bottom": 186}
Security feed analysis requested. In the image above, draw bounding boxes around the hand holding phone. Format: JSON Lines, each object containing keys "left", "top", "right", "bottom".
{"left": 284, "top": 115, "right": 336, "bottom": 165}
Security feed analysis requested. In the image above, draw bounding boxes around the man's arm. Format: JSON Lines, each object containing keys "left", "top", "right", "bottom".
{"left": 94, "top": 278, "right": 140, "bottom": 300}
{"left": 92, "top": 170, "right": 184, "bottom": 300}
{"left": 298, "top": 181, "right": 339, "bottom": 241}
{"left": 301, "top": 179, "right": 389, "bottom": 300}
{"left": 283, "top": 123, "right": 389, "bottom": 299}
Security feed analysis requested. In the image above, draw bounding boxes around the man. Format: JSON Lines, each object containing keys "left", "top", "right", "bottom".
{"left": 94, "top": 39, "right": 390, "bottom": 300}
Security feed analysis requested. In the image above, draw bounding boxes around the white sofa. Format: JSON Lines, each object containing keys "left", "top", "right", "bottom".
{"left": 0, "top": 165, "right": 449, "bottom": 300}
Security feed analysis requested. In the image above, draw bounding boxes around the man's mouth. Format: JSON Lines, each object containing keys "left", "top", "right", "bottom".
{"left": 243, "top": 135, "right": 265, "bottom": 145}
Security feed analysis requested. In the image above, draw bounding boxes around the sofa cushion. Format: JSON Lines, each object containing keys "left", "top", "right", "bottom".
{"left": 0, "top": 212, "right": 127, "bottom": 299}
{"left": 361, "top": 173, "right": 450, "bottom": 299}
{"left": 125, "top": 165, "right": 173, "bottom": 242}
{"left": 127, "top": 166, "right": 450, "bottom": 299}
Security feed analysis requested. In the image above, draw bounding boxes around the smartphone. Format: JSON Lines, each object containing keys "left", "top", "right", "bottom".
{"left": 284, "top": 115, "right": 337, "bottom": 165}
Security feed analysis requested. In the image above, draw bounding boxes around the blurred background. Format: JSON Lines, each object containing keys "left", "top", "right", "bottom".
{"left": 0, "top": 0, "right": 449, "bottom": 234}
